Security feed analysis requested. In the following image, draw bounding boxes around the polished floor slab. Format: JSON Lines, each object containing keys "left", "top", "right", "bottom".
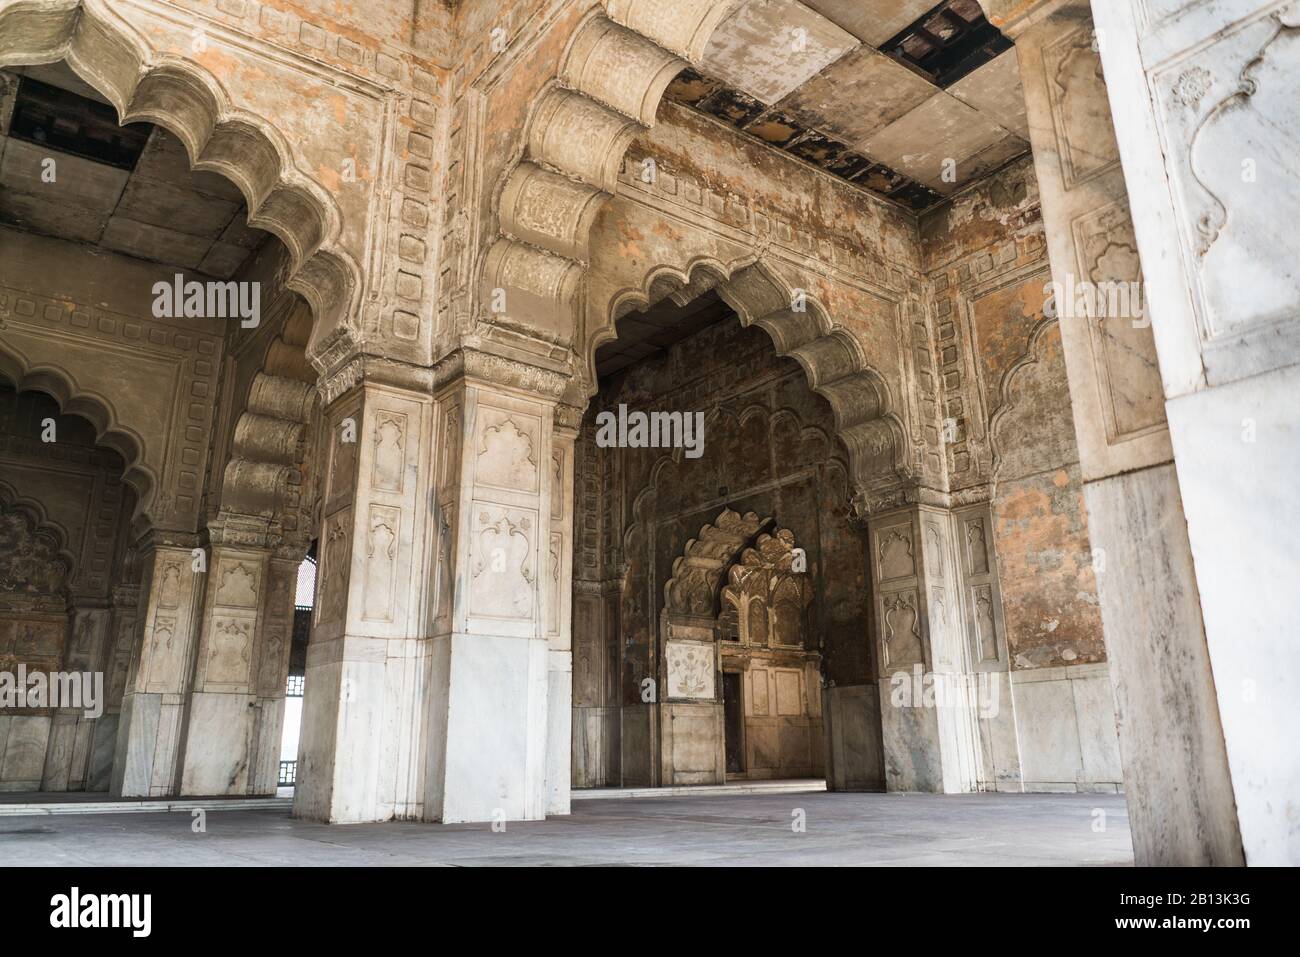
{"left": 0, "top": 790, "right": 1131, "bottom": 866}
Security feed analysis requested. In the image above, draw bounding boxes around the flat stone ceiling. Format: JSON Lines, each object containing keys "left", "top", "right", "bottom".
{"left": 665, "top": 0, "right": 1029, "bottom": 211}
{"left": 0, "top": 62, "right": 264, "bottom": 279}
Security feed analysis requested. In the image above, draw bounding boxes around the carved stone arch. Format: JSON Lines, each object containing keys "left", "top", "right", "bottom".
{"left": 0, "top": 0, "right": 360, "bottom": 353}
{"left": 479, "top": 1, "right": 740, "bottom": 347}
{"left": 590, "top": 256, "right": 912, "bottom": 495}
{"left": 0, "top": 480, "right": 76, "bottom": 606}
{"left": 663, "top": 508, "right": 767, "bottom": 620}
{"left": 721, "top": 527, "right": 814, "bottom": 650}
{"left": 0, "top": 344, "right": 156, "bottom": 531}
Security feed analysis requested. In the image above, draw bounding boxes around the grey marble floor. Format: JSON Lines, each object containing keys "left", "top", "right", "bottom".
{"left": 0, "top": 790, "right": 1132, "bottom": 866}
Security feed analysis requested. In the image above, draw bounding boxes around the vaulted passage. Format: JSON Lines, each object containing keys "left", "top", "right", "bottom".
{"left": 0, "top": 58, "right": 319, "bottom": 799}
{"left": 573, "top": 305, "right": 874, "bottom": 788}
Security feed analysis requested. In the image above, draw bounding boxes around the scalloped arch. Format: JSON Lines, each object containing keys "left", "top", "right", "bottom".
{"left": 479, "top": 2, "right": 739, "bottom": 345}
{"left": 0, "top": 342, "right": 156, "bottom": 530}
{"left": 0, "top": 0, "right": 360, "bottom": 351}
{"left": 0, "top": 478, "right": 78, "bottom": 590}
{"left": 591, "top": 256, "right": 912, "bottom": 491}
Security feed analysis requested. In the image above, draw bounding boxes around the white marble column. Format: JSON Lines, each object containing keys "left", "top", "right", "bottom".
{"left": 1088, "top": 0, "right": 1299, "bottom": 865}
{"left": 983, "top": 0, "right": 1246, "bottom": 863}
{"left": 422, "top": 374, "right": 563, "bottom": 824}
{"left": 111, "top": 540, "right": 204, "bottom": 798}
{"left": 294, "top": 377, "right": 436, "bottom": 823}
{"left": 544, "top": 415, "right": 577, "bottom": 815}
{"left": 176, "top": 517, "right": 297, "bottom": 797}
{"left": 868, "top": 504, "right": 982, "bottom": 793}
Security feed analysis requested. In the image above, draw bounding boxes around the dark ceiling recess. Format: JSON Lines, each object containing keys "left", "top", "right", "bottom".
{"left": 880, "top": 0, "right": 1014, "bottom": 89}
{"left": 595, "top": 289, "right": 734, "bottom": 380}
{"left": 662, "top": 68, "right": 942, "bottom": 212}
{"left": 8, "top": 75, "right": 149, "bottom": 170}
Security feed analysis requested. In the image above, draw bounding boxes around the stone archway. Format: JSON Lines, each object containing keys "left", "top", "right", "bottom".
{"left": 592, "top": 256, "right": 913, "bottom": 501}
{"left": 0, "top": 2, "right": 363, "bottom": 798}
{"left": 0, "top": 349, "right": 154, "bottom": 532}
{"left": 720, "top": 527, "right": 820, "bottom": 780}
{"left": 658, "top": 508, "right": 766, "bottom": 785}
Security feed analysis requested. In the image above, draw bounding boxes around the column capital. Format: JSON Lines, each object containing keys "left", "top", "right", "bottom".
{"left": 315, "top": 352, "right": 435, "bottom": 408}
{"left": 431, "top": 345, "right": 573, "bottom": 402}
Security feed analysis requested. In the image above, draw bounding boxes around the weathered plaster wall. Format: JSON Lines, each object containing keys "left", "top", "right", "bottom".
{"left": 920, "top": 157, "right": 1118, "bottom": 790}
{"left": 920, "top": 157, "right": 1104, "bottom": 670}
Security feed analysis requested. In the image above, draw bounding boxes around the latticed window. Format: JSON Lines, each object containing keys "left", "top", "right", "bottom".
{"left": 294, "top": 556, "right": 317, "bottom": 610}
{"left": 286, "top": 674, "right": 304, "bottom": 697}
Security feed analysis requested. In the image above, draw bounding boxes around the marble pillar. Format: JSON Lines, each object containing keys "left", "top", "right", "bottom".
{"left": 111, "top": 540, "right": 204, "bottom": 798}
{"left": 544, "top": 419, "right": 577, "bottom": 814}
{"left": 177, "top": 517, "right": 297, "bottom": 797}
{"left": 1088, "top": 0, "right": 1299, "bottom": 864}
{"left": 984, "top": 0, "right": 1244, "bottom": 863}
{"left": 294, "top": 379, "right": 435, "bottom": 823}
{"left": 422, "top": 376, "right": 564, "bottom": 824}
{"left": 868, "top": 504, "right": 982, "bottom": 793}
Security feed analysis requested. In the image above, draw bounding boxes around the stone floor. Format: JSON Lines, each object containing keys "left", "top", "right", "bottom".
{"left": 1, "top": 790, "right": 1132, "bottom": 866}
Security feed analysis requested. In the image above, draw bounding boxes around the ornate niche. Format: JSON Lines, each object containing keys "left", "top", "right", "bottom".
{"left": 660, "top": 509, "right": 765, "bottom": 701}
{"left": 0, "top": 501, "right": 70, "bottom": 611}
{"left": 721, "top": 528, "right": 813, "bottom": 651}
{"left": 719, "top": 526, "right": 821, "bottom": 781}
{"left": 0, "top": 496, "right": 72, "bottom": 675}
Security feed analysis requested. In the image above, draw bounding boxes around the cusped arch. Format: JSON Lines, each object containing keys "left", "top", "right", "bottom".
{"left": 593, "top": 257, "right": 912, "bottom": 492}
{"left": 0, "top": 0, "right": 359, "bottom": 351}
{"left": 721, "top": 526, "right": 813, "bottom": 648}
{"left": 0, "top": 342, "right": 155, "bottom": 530}
{"left": 663, "top": 508, "right": 768, "bottom": 619}
{"left": 0, "top": 478, "right": 77, "bottom": 598}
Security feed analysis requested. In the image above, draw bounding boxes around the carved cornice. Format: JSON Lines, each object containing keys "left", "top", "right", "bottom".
{"left": 315, "top": 354, "right": 436, "bottom": 406}
{"left": 849, "top": 481, "right": 952, "bottom": 523}
{"left": 432, "top": 347, "right": 572, "bottom": 399}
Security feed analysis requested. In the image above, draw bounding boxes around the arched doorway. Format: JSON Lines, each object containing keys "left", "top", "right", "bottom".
{"left": 570, "top": 282, "right": 883, "bottom": 791}
{"left": 0, "top": 384, "right": 135, "bottom": 792}
{"left": 0, "top": 50, "right": 327, "bottom": 798}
